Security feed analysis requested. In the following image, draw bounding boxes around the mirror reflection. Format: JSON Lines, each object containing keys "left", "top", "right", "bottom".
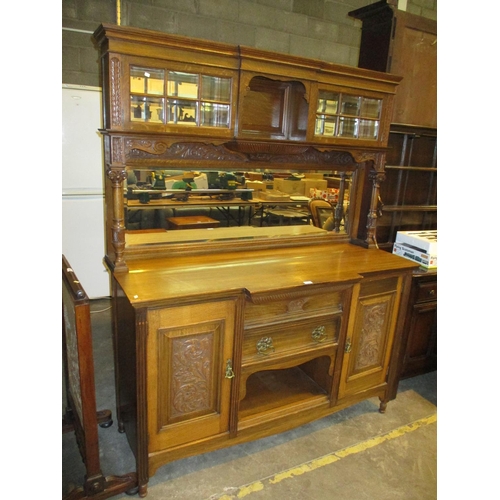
{"left": 124, "top": 168, "right": 351, "bottom": 238}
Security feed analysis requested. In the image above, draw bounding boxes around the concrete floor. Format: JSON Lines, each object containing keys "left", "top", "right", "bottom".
{"left": 63, "top": 298, "right": 437, "bottom": 500}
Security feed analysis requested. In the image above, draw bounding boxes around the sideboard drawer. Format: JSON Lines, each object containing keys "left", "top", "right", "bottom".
{"left": 244, "top": 289, "right": 344, "bottom": 328}
{"left": 242, "top": 315, "right": 340, "bottom": 365}
{"left": 416, "top": 280, "right": 437, "bottom": 303}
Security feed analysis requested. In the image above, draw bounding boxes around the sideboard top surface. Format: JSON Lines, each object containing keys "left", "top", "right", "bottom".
{"left": 114, "top": 242, "right": 417, "bottom": 306}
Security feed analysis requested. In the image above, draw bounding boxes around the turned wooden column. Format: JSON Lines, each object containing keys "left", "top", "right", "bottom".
{"left": 333, "top": 172, "right": 348, "bottom": 233}
{"left": 107, "top": 165, "right": 127, "bottom": 271}
{"left": 366, "top": 153, "right": 386, "bottom": 248}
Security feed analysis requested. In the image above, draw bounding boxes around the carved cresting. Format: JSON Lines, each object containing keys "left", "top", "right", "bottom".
{"left": 355, "top": 302, "right": 387, "bottom": 370}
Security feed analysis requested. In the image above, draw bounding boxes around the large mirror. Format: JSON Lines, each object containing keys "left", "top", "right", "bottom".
{"left": 123, "top": 167, "right": 353, "bottom": 246}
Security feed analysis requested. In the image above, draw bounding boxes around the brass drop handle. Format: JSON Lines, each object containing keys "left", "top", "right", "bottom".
{"left": 256, "top": 337, "right": 275, "bottom": 355}
{"left": 311, "top": 326, "right": 326, "bottom": 342}
{"left": 429, "top": 289, "right": 435, "bottom": 296}
{"left": 345, "top": 338, "right": 352, "bottom": 353}
{"left": 225, "top": 359, "right": 235, "bottom": 379}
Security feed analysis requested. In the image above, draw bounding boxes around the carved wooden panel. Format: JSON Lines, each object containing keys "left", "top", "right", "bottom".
{"left": 110, "top": 57, "right": 123, "bottom": 128}
{"left": 353, "top": 298, "right": 392, "bottom": 372}
{"left": 157, "top": 321, "right": 223, "bottom": 428}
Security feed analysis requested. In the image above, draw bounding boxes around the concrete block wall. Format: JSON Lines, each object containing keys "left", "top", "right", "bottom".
{"left": 62, "top": 0, "right": 437, "bottom": 87}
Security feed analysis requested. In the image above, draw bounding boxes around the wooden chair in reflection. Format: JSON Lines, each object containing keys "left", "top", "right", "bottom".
{"left": 62, "top": 255, "right": 137, "bottom": 499}
{"left": 308, "top": 197, "right": 349, "bottom": 233}
{"left": 308, "top": 199, "right": 333, "bottom": 229}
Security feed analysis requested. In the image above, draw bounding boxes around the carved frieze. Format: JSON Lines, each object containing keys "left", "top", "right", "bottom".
{"left": 245, "top": 148, "right": 354, "bottom": 166}
{"left": 122, "top": 138, "right": 357, "bottom": 168}
{"left": 126, "top": 140, "right": 247, "bottom": 163}
{"left": 227, "top": 142, "right": 310, "bottom": 156}
{"left": 350, "top": 150, "right": 377, "bottom": 164}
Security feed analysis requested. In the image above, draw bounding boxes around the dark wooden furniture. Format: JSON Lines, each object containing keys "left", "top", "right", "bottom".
{"left": 349, "top": 0, "right": 437, "bottom": 128}
{"left": 349, "top": 2, "right": 437, "bottom": 380}
{"left": 348, "top": 1, "right": 437, "bottom": 249}
{"left": 92, "top": 24, "right": 419, "bottom": 497}
{"left": 399, "top": 269, "right": 437, "bottom": 378}
{"left": 62, "top": 255, "right": 137, "bottom": 499}
{"left": 377, "top": 124, "right": 437, "bottom": 251}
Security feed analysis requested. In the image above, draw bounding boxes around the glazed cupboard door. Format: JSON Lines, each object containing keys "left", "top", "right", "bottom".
{"left": 338, "top": 275, "right": 403, "bottom": 400}
{"left": 146, "top": 300, "right": 236, "bottom": 453}
{"left": 126, "top": 60, "right": 238, "bottom": 137}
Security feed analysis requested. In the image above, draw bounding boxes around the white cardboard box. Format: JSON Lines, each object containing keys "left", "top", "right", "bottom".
{"left": 393, "top": 242, "right": 437, "bottom": 269}
{"left": 274, "top": 178, "right": 306, "bottom": 195}
{"left": 395, "top": 230, "right": 437, "bottom": 254}
{"left": 301, "top": 178, "right": 328, "bottom": 193}
{"left": 258, "top": 189, "right": 290, "bottom": 201}
{"left": 246, "top": 180, "right": 266, "bottom": 193}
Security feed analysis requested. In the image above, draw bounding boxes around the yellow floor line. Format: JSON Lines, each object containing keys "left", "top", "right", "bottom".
{"left": 214, "top": 413, "right": 437, "bottom": 500}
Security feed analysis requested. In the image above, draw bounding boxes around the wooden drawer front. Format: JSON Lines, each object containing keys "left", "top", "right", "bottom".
{"left": 245, "top": 290, "right": 344, "bottom": 328}
{"left": 359, "top": 276, "right": 399, "bottom": 297}
{"left": 416, "top": 281, "right": 437, "bottom": 303}
{"left": 242, "top": 315, "right": 340, "bottom": 365}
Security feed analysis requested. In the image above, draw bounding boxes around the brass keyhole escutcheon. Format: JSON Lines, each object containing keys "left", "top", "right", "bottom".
{"left": 311, "top": 326, "right": 326, "bottom": 342}
{"left": 225, "top": 359, "right": 235, "bottom": 379}
{"left": 256, "top": 337, "right": 275, "bottom": 355}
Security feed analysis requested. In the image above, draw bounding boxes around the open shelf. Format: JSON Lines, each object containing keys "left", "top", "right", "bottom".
{"left": 238, "top": 357, "right": 332, "bottom": 425}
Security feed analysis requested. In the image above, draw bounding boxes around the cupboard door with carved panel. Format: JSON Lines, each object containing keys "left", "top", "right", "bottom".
{"left": 146, "top": 300, "right": 236, "bottom": 453}
{"left": 338, "top": 275, "right": 403, "bottom": 400}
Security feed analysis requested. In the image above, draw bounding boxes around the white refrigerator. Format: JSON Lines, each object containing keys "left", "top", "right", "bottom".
{"left": 62, "top": 84, "right": 110, "bottom": 298}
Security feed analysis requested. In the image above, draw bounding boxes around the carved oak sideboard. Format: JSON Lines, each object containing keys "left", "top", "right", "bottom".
{"left": 112, "top": 243, "right": 415, "bottom": 496}
{"left": 92, "top": 24, "right": 418, "bottom": 497}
